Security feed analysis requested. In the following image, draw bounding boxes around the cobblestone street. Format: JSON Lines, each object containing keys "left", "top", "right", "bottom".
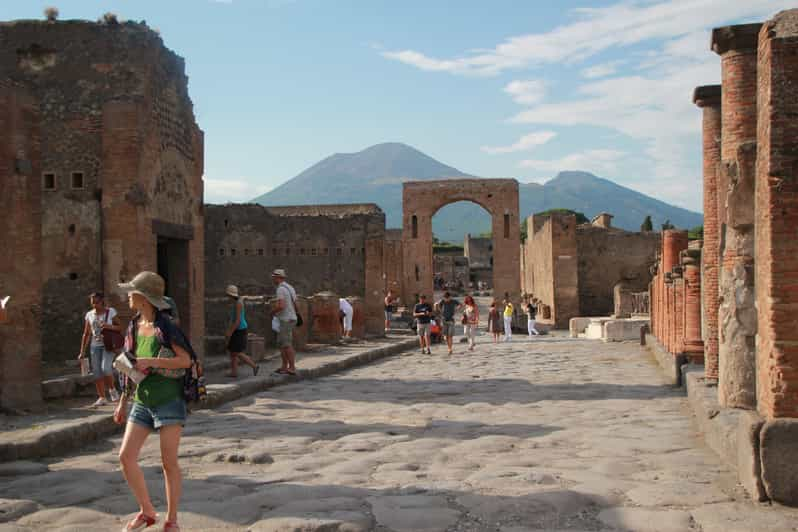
{"left": 2, "top": 334, "right": 798, "bottom": 531}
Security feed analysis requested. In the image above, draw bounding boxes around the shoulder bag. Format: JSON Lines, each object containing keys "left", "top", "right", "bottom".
{"left": 101, "top": 310, "right": 125, "bottom": 352}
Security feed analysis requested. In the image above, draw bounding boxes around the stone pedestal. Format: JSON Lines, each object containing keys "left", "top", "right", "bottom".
{"left": 309, "top": 292, "right": 340, "bottom": 344}
{"left": 350, "top": 297, "right": 366, "bottom": 338}
{"left": 613, "top": 282, "right": 634, "bottom": 319}
{"left": 292, "top": 296, "right": 309, "bottom": 351}
{"left": 682, "top": 250, "right": 704, "bottom": 364}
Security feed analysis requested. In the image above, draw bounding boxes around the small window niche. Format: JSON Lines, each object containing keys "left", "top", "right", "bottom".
{"left": 43, "top": 172, "right": 56, "bottom": 190}
{"left": 71, "top": 171, "right": 84, "bottom": 189}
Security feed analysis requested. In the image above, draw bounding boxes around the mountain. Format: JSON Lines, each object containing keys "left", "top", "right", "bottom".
{"left": 252, "top": 143, "right": 703, "bottom": 242}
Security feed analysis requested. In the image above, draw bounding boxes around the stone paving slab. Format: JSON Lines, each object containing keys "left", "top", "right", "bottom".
{"left": 3, "top": 334, "right": 798, "bottom": 530}
{"left": 0, "top": 336, "right": 417, "bottom": 463}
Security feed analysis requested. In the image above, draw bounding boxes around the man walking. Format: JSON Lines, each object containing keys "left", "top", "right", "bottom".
{"left": 435, "top": 291, "right": 462, "bottom": 355}
{"left": 503, "top": 297, "right": 514, "bottom": 342}
{"left": 414, "top": 294, "right": 434, "bottom": 355}
{"left": 526, "top": 297, "right": 540, "bottom": 337}
{"left": 271, "top": 269, "right": 298, "bottom": 376}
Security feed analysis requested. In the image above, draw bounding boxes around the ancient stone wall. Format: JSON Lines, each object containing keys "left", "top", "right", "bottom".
{"left": 0, "top": 19, "right": 205, "bottom": 362}
{"left": 381, "top": 229, "right": 404, "bottom": 300}
{"left": 464, "top": 235, "right": 492, "bottom": 269}
{"left": 575, "top": 226, "right": 659, "bottom": 317}
{"left": 0, "top": 85, "right": 44, "bottom": 409}
{"left": 204, "top": 203, "right": 385, "bottom": 337}
{"left": 522, "top": 213, "right": 579, "bottom": 328}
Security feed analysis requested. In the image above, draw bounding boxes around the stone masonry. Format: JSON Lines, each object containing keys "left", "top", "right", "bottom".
{"left": 713, "top": 23, "right": 761, "bottom": 410}
{"left": 0, "top": 19, "right": 205, "bottom": 369}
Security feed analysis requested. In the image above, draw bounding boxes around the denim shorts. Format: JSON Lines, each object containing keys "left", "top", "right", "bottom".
{"left": 129, "top": 398, "right": 186, "bottom": 431}
{"left": 90, "top": 345, "right": 114, "bottom": 377}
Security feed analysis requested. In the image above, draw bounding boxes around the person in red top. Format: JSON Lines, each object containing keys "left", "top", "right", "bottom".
{"left": 463, "top": 295, "right": 480, "bottom": 351}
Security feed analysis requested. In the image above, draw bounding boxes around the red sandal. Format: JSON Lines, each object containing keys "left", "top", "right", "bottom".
{"left": 124, "top": 511, "right": 157, "bottom": 531}
{"left": 163, "top": 521, "right": 180, "bottom": 531}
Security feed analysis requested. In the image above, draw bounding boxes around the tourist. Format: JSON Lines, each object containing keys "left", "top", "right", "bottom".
{"left": 503, "top": 298, "right": 514, "bottom": 342}
{"left": 78, "top": 292, "right": 122, "bottom": 407}
{"left": 114, "top": 271, "right": 193, "bottom": 532}
{"left": 224, "top": 285, "right": 259, "bottom": 378}
{"left": 384, "top": 290, "right": 395, "bottom": 333}
{"left": 413, "top": 294, "right": 433, "bottom": 355}
{"left": 339, "top": 297, "right": 354, "bottom": 339}
{"left": 434, "top": 291, "right": 462, "bottom": 355}
{"left": 526, "top": 297, "right": 540, "bottom": 337}
{"left": 463, "top": 295, "right": 479, "bottom": 351}
{"left": 271, "top": 269, "right": 298, "bottom": 376}
{"left": 487, "top": 301, "right": 502, "bottom": 343}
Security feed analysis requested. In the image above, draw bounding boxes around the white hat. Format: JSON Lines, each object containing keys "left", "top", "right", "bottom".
{"left": 225, "top": 285, "right": 239, "bottom": 298}
{"left": 271, "top": 269, "right": 287, "bottom": 278}
{"left": 118, "top": 271, "right": 171, "bottom": 310}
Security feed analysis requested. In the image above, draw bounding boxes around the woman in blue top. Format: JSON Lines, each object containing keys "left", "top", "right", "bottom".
{"left": 225, "top": 285, "right": 259, "bottom": 378}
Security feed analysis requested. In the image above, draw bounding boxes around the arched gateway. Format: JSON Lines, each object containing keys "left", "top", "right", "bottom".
{"left": 402, "top": 179, "right": 521, "bottom": 303}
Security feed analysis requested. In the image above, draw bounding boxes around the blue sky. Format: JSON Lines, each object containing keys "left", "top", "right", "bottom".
{"left": 5, "top": 1, "right": 790, "bottom": 211}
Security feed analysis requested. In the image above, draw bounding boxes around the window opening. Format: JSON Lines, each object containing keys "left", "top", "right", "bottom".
{"left": 43, "top": 172, "right": 56, "bottom": 190}
{"left": 412, "top": 215, "right": 418, "bottom": 238}
{"left": 71, "top": 171, "right": 84, "bottom": 189}
{"left": 504, "top": 214, "right": 510, "bottom": 238}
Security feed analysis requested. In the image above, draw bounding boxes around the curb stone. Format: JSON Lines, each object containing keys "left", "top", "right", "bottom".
{"left": 0, "top": 338, "right": 418, "bottom": 463}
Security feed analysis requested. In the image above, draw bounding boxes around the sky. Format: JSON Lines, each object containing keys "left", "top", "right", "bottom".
{"left": 4, "top": 0, "right": 791, "bottom": 211}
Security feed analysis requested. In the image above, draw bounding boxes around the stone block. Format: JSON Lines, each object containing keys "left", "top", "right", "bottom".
{"left": 603, "top": 318, "right": 649, "bottom": 342}
{"left": 350, "top": 297, "right": 366, "bottom": 338}
{"left": 585, "top": 318, "right": 610, "bottom": 340}
{"left": 736, "top": 410, "right": 766, "bottom": 501}
{"left": 760, "top": 418, "right": 798, "bottom": 505}
{"left": 569, "top": 317, "right": 591, "bottom": 338}
{"left": 309, "top": 292, "right": 340, "bottom": 344}
{"left": 247, "top": 335, "right": 265, "bottom": 362}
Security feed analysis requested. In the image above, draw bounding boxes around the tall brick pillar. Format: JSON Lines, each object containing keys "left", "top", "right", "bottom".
{"left": 0, "top": 87, "right": 43, "bottom": 411}
{"left": 756, "top": 11, "right": 798, "bottom": 421}
{"left": 664, "top": 276, "right": 674, "bottom": 353}
{"left": 673, "top": 270, "right": 685, "bottom": 355}
{"left": 693, "top": 85, "right": 722, "bottom": 379}
{"left": 662, "top": 230, "right": 688, "bottom": 273}
{"left": 682, "top": 249, "right": 704, "bottom": 363}
{"left": 712, "top": 23, "right": 761, "bottom": 409}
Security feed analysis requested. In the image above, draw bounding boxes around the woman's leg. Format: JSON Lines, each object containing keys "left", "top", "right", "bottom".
{"left": 119, "top": 422, "right": 156, "bottom": 518}
{"left": 159, "top": 425, "right": 183, "bottom": 524}
{"left": 527, "top": 319, "right": 533, "bottom": 337}
{"left": 236, "top": 352, "right": 257, "bottom": 369}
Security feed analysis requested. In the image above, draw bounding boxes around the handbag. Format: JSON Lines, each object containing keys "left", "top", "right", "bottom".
{"left": 150, "top": 345, "right": 186, "bottom": 379}
{"left": 101, "top": 310, "right": 124, "bottom": 352}
{"left": 461, "top": 314, "right": 468, "bottom": 325}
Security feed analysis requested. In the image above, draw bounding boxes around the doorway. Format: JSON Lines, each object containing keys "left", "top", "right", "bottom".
{"left": 157, "top": 236, "right": 190, "bottom": 336}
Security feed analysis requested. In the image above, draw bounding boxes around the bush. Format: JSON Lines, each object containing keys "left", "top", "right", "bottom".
{"left": 101, "top": 12, "right": 119, "bottom": 25}
{"left": 44, "top": 7, "right": 59, "bottom": 21}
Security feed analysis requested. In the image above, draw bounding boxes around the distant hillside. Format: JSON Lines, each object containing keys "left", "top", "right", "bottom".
{"left": 252, "top": 143, "right": 703, "bottom": 242}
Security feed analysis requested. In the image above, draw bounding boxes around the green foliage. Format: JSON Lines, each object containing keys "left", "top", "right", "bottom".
{"left": 641, "top": 215, "right": 653, "bottom": 232}
{"left": 534, "top": 208, "right": 590, "bottom": 225}
{"left": 688, "top": 225, "right": 704, "bottom": 240}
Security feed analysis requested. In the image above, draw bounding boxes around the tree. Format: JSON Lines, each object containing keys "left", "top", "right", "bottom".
{"left": 661, "top": 219, "right": 674, "bottom": 231}
{"left": 641, "top": 215, "right": 653, "bottom": 232}
{"left": 688, "top": 225, "right": 704, "bottom": 240}
{"left": 533, "top": 208, "right": 589, "bottom": 225}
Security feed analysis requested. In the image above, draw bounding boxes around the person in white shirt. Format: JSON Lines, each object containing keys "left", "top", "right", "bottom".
{"left": 270, "top": 269, "right": 298, "bottom": 376}
{"left": 339, "top": 297, "right": 354, "bottom": 338}
{"left": 78, "top": 292, "right": 123, "bottom": 407}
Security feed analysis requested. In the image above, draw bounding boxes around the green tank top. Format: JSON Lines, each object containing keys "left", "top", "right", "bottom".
{"left": 134, "top": 335, "right": 183, "bottom": 408}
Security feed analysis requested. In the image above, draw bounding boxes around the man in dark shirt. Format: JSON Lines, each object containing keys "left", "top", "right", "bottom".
{"left": 526, "top": 297, "right": 540, "bottom": 336}
{"left": 435, "top": 291, "right": 462, "bottom": 355}
{"left": 414, "top": 294, "right": 433, "bottom": 354}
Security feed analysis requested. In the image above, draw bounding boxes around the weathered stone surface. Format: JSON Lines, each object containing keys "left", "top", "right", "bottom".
{"left": 760, "top": 419, "right": 798, "bottom": 505}
{"left": 0, "top": 461, "right": 48, "bottom": 477}
{"left": 597, "top": 507, "right": 693, "bottom": 532}
{"left": 736, "top": 410, "right": 766, "bottom": 502}
{"left": 690, "top": 502, "right": 798, "bottom": 532}
{"left": 369, "top": 495, "right": 460, "bottom": 532}
{"left": 0, "top": 498, "right": 39, "bottom": 523}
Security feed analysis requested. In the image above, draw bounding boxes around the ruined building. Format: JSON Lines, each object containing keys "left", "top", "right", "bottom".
{"left": 0, "top": 19, "right": 204, "bottom": 409}
{"left": 650, "top": 10, "right": 798, "bottom": 505}
{"left": 464, "top": 234, "right": 492, "bottom": 287}
{"left": 204, "top": 203, "right": 386, "bottom": 338}
{"left": 521, "top": 212, "right": 659, "bottom": 328}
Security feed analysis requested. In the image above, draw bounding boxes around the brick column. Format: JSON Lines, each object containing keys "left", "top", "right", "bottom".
{"left": 682, "top": 249, "right": 704, "bottom": 363}
{"left": 756, "top": 11, "right": 798, "bottom": 420}
{"left": 309, "top": 292, "right": 341, "bottom": 344}
{"left": 665, "top": 275, "right": 673, "bottom": 353}
{"left": 673, "top": 269, "right": 685, "bottom": 356}
{"left": 712, "top": 23, "right": 761, "bottom": 409}
{"left": 693, "top": 85, "right": 722, "bottom": 379}
{"left": 662, "top": 230, "right": 688, "bottom": 274}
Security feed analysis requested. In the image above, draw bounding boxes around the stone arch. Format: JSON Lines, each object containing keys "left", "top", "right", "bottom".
{"left": 401, "top": 179, "right": 520, "bottom": 303}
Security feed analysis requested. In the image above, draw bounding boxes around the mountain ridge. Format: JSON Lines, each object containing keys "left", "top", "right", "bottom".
{"left": 252, "top": 143, "right": 703, "bottom": 241}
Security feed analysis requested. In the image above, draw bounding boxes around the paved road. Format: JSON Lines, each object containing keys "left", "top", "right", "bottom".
{"left": 2, "top": 334, "right": 798, "bottom": 531}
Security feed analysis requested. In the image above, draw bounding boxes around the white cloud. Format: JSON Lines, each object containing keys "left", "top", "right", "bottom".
{"left": 503, "top": 80, "right": 546, "bottom": 105}
{"left": 581, "top": 61, "right": 623, "bottom": 79}
{"left": 382, "top": 0, "right": 791, "bottom": 76}
{"left": 204, "top": 178, "right": 271, "bottom": 204}
{"left": 519, "top": 149, "right": 626, "bottom": 175}
{"left": 481, "top": 131, "right": 556, "bottom": 155}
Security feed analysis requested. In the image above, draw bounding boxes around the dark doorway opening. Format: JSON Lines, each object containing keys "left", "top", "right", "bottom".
{"left": 157, "top": 236, "right": 190, "bottom": 336}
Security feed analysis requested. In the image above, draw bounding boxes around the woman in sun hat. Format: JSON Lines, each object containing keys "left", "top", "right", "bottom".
{"left": 113, "top": 271, "right": 192, "bottom": 532}
{"left": 224, "top": 284, "right": 259, "bottom": 378}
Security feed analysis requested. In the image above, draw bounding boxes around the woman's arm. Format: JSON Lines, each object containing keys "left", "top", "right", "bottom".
{"left": 78, "top": 319, "right": 91, "bottom": 358}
